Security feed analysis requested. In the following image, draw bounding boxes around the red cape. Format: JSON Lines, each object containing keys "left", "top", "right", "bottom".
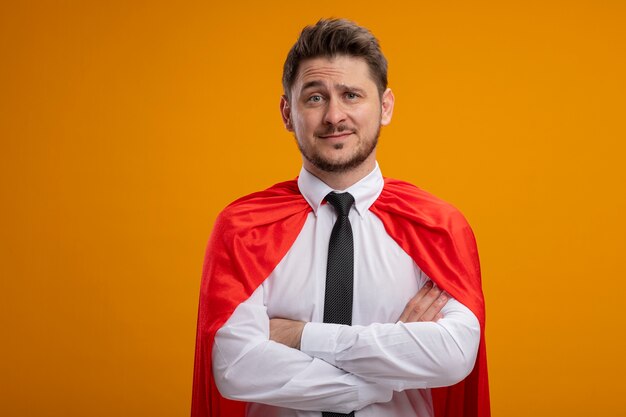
{"left": 191, "top": 178, "right": 490, "bottom": 417}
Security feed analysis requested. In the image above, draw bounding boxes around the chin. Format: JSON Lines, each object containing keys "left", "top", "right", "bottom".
{"left": 311, "top": 153, "right": 370, "bottom": 173}
{"left": 298, "top": 135, "right": 377, "bottom": 174}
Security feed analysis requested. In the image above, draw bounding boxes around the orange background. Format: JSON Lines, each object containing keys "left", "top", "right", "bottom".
{"left": 2, "top": 1, "right": 625, "bottom": 416}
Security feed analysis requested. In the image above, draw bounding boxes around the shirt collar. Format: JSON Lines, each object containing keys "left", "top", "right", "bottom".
{"left": 297, "top": 162, "right": 384, "bottom": 217}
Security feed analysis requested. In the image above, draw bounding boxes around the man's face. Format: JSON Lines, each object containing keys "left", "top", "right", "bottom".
{"left": 280, "top": 55, "right": 394, "bottom": 174}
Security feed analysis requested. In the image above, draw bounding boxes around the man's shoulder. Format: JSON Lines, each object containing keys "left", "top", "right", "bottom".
{"left": 377, "top": 177, "right": 470, "bottom": 228}
{"left": 224, "top": 178, "right": 301, "bottom": 208}
{"left": 215, "top": 178, "right": 310, "bottom": 231}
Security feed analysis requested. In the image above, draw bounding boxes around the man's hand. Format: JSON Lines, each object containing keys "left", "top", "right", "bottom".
{"left": 269, "top": 318, "right": 306, "bottom": 349}
{"left": 398, "top": 281, "right": 448, "bottom": 323}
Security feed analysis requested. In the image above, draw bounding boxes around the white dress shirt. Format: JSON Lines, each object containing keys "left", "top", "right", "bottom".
{"left": 212, "top": 163, "right": 481, "bottom": 417}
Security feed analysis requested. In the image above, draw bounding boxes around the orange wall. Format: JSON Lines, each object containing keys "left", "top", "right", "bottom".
{"left": 2, "top": 1, "right": 625, "bottom": 416}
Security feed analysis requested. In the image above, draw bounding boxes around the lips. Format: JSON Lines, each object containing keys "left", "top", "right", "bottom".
{"left": 318, "top": 131, "right": 354, "bottom": 139}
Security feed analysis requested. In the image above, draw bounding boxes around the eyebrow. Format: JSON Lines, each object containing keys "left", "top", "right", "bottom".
{"left": 301, "top": 80, "right": 325, "bottom": 92}
{"left": 300, "top": 81, "right": 366, "bottom": 95}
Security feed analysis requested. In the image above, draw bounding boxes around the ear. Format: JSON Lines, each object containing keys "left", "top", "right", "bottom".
{"left": 380, "top": 88, "right": 395, "bottom": 126}
{"left": 280, "top": 95, "right": 294, "bottom": 131}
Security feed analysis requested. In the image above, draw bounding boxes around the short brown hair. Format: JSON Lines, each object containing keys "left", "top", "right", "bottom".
{"left": 282, "top": 18, "right": 388, "bottom": 100}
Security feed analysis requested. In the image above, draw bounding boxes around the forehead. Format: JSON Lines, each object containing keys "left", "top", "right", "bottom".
{"left": 293, "top": 55, "right": 376, "bottom": 91}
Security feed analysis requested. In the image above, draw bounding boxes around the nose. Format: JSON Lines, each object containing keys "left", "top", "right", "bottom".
{"left": 323, "top": 97, "right": 347, "bottom": 126}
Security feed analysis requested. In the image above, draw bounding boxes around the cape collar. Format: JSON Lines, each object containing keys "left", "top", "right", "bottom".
{"left": 297, "top": 162, "right": 384, "bottom": 218}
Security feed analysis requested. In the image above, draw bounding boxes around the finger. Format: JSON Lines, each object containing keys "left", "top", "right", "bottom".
{"left": 398, "top": 281, "right": 433, "bottom": 322}
{"left": 418, "top": 292, "right": 448, "bottom": 322}
{"left": 406, "top": 285, "right": 442, "bottom": 322}
{"left": 406, "top": 281, "right": 441, "bottom": 322}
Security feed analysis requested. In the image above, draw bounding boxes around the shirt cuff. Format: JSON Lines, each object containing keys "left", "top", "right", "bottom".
{"left": 358, "top": 380, "right": 394, "bottom": 408}
{"left": 300, "top": 322, "right": 342, "bottom": 365}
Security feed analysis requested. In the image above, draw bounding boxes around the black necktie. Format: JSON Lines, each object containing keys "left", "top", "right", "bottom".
{"left": 323, "top": 192, "right": 355, "bottom": 417}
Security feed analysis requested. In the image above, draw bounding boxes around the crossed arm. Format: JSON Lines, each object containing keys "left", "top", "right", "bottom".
{"left": 212, "top": 281, "right": 480, "bottom": 413}
{"left": 270, "top": 280, "right": 448, "bottom": 349}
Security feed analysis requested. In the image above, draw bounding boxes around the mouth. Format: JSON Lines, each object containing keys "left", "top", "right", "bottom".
{"left": 318, "top": 132, "right": 354, "bottom": 140}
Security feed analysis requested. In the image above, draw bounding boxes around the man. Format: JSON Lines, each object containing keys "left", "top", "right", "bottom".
{"left": 192, "top": 18, "right": 489, "bottom": 417}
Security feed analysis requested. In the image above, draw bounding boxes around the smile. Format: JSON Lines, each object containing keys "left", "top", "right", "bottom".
{"left": 318, "top": 132, "right": 354, "bottom": 139}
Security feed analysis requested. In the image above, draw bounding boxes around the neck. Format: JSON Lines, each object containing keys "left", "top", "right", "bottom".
{"left": 303, "top": 155, "right": 377, "bottom": 191}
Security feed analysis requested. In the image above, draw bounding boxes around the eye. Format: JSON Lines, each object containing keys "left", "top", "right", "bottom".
{"left": 307, "top": 95, "right": 323, "bottom": 103}
{"left": 345, "top": 92, "right": 359, "bottom": 100}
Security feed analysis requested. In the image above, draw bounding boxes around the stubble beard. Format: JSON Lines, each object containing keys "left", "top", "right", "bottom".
{"left": 296, "top": 125, "right": 380, "bottom": 174}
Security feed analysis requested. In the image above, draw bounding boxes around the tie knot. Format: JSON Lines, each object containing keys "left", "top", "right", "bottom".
{"left": 325, "top": 192, "right": 355, "bottom": 217}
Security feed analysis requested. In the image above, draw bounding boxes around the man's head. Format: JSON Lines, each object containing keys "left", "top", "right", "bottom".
{"left": 280, "top": 19, "right": 394, "bottom": 180}
{"left": 282, "top": 18, "right": 388, "bottom": 102}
